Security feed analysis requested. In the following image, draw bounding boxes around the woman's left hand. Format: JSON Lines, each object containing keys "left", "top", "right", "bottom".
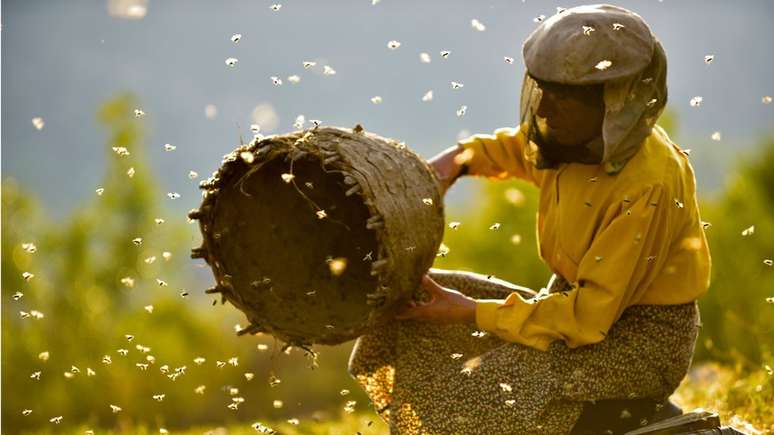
{"left": 395, "top": 275, "right": 477, "bottom": 323}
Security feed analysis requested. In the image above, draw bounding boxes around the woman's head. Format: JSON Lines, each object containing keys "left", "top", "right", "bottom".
{"left": 533, "top": 78, "right": 605, "bottom": 147}
{"left": 520, "top": 4, "right": 668, "bottom": 174}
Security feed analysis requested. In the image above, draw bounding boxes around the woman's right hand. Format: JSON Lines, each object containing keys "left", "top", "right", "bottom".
{"left": 428, "top": 145, "right": 468, "bottom": 196}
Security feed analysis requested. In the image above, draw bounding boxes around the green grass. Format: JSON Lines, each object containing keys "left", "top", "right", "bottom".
{"left": 168, "top": 413, "right": 388, "bottom": 435}
{"left": 21, "top": 412, "right": 389, "bottom": 435}
{"left": 19, "top": 364, "right": 773, "bottom": 435}
{"left": 673, "top": 363, "right": 773, "bottom": 434}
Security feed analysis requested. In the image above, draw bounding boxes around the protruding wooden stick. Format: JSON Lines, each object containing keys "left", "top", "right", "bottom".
{"left": 323, "top": 155, "right": 340, "bottom": 165}
{"left": 236, "top": 323, "right": 263, "bottom": 336}
{"left": 190, "top": 246, "right": 207, "bottom": 259}
{"left": 370, "top": 258, "right": 388, "bottom": 276}
{"left": 343, "top": 176, "right": 357, "bottom": 185}
{"left": 366, "top": 216, "right": 384, "bottom": 229}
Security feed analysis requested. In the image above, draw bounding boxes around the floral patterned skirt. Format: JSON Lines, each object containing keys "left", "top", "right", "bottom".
{"left": 348, "top": 268, "right": 700, "bottom": 434}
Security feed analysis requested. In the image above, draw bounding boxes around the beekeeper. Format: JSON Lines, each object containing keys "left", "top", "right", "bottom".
{"left": 350, "top": 4, "right": 711, "bottom": 434}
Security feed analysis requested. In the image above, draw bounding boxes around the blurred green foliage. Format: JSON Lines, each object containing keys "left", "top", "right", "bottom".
{"left": 2, "top": 98, "right": 772, "bottom": 433}
{"left": 695, "top": 134, "right": 774, "bottom": 366}
{"left": 2, "top": 95, "right": 371, "bottom": 434}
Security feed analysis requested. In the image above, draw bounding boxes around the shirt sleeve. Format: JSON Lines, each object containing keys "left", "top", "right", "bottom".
{"left": 475, "top": 183, "right": 671, "bottom": 350}
{"left": 457, "top": 126, "right": 540, "bottom": 186}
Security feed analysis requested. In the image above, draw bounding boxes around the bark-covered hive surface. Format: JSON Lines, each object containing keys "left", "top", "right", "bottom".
{"left": 190, "top": 126, "right": 445, "bottom": 346}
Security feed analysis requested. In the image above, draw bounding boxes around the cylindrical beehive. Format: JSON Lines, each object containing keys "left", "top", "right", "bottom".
{"left": 190, "top": 125, "right": 445, "bottom": 346}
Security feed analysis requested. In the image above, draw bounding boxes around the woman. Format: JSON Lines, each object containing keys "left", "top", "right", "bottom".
{"left": 349, "top": 4, "right": 711, "bottom": 434}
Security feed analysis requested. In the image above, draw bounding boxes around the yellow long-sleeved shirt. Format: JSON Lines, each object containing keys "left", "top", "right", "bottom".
{"left": 458, "top": 125, "right": 711, "bottom": 351}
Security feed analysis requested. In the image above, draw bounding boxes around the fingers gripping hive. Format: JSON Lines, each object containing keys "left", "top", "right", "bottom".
{"left": 189, "top": 126, "right": 445, "bottom": 346}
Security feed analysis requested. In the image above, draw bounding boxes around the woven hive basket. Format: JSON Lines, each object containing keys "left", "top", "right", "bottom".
{"left": 189, "top": 125, "right": 445, "bottom": 346}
